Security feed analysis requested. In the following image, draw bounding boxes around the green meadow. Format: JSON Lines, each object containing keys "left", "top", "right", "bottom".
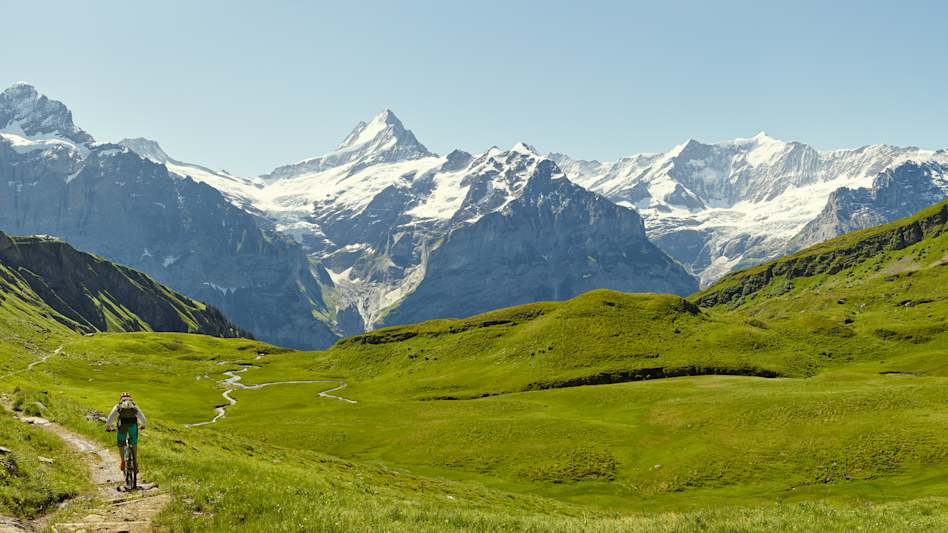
{"left": 0, "top": 201, "right": 946, "bottom": 530}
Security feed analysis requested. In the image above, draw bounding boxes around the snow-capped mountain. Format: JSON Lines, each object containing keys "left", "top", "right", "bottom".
{"left": 263, "top": 109, "right": 433, "bottom": 181}
{"left": 7, "top": 80, "right": 944, "bottom": 346}
{"left": 0, "top": 84, "right": 337, "bottom": 349}
{"left": 246, "top": 120, "right": 696, "bottom": 331}
{"left": 791, "top": 160, "right": 948, "bottom": 249}
{"left": 382, "top": 146, "right": 697, "bottom": 327}
{"left": 552, "top": 134, "right": 946, "bottom": 285}
{"left": 118, "top": 137, "right": 262, "bottom": 210}
{"left": 0, "top": 82, "right": 93, "bottom": 148}
{"left": 0, "top": 83, "right": 698, "bottom": 346}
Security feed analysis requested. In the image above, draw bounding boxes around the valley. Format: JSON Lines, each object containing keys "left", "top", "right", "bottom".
{"left": 4, "top": 5, "right": 947, "bottom": 531}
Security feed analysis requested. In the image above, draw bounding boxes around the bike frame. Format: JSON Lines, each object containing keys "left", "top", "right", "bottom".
{"left": 120, "top": 433, "right": 138, "bottom": 490}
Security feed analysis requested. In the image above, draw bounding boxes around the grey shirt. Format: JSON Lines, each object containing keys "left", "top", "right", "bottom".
{"left": 105, "top": 402, "right": 147, "bottom": 429}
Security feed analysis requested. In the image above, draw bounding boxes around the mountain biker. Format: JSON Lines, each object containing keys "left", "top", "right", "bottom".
{"left": 105, "top": 392, "right": 147, "bottom": 473}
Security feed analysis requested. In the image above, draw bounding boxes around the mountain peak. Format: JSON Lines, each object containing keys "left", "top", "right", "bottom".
{"left": 728, "top": 131, "right": 786, "bottom": 148}
{"left": 263, "top": 109, "right": 434, "bottom": 180}
{"left": 667, "top": 138, "right": 701, "bottom": 158}
{"left": 337, "top": 108, "right": 414, "bottom": 151}
{"left": 375, "top": 108, "right": 400, "bottom": 124}
{"left": 0, "top": 82, "right": 94, "bottom": 145}
{"left": 3, "top": 82, "right": 39, "bottom": 99}
{"left": 118, "top": 137, "right": 171, "bottom": 163}
{"left": 510, "top": 142, "right": 539, "bottom": 155}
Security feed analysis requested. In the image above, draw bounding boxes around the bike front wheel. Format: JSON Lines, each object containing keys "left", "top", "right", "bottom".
{"left": 124, "top": 447, "right": 138, "bottom": 490}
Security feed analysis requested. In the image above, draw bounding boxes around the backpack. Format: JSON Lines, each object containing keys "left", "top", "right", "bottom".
{"left": 118, "top": 399, "right": 138, "bottom": 420}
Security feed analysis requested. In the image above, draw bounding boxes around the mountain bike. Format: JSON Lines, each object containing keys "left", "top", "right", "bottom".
{"left": 107, "top": 425, "right": 140, "bottom": 491}
{"left": 122, "top": 438, "right": 138, "bottom": 491}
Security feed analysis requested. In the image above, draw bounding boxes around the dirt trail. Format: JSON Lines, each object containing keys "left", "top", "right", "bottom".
{"left": 0, "top": 347, "right": 169, "bottom": 532}
{"left": 186, "top": 366, "right": 356, "bottom": 427}
{"left": 0, "top": 349, "right": 356, "bottom": 529}
{"left": 0, "top": 346, "right": 62, "bottom": 382}
{"left": 18, "top": 413, "right": 169, "bottom": 532}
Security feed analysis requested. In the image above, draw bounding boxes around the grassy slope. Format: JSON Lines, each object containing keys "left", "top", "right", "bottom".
{"left": 0, "top": 233, "right": 244, "bottom": 338}
{"left": 694, "top": 200, "right": 948, "bottom": 307}
{"left": 275, "top": 201, "right": 946, "bottom": 400}
{"left": 214, "top": 200, "right": 948, "bottom": 518}
{"left": 0, "top": 270, "right": 89, "bottom": 518}
{"left": 0, "top": 400, "right": 89, "bottom": 519}
{"left": 1, "top": 201, "right": 947, "bottom": 529}
{"left": 14, "top": 333, "right": 948, "bottom": 532}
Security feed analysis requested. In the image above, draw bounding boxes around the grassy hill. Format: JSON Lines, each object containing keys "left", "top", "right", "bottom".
{"left": 0, "top": 201, "right": 947, "bottom": 530}
{"left": 695, "top": 199, "right": 947, "bottom": 310}
{"left": 281, "top": 201, "right": 948, "bottom": 398}
{"left": 0, "top": 231, "right": 256, "bottom": 521}
{"left": 0, "top": 231, "right": 247, "bottom": 339}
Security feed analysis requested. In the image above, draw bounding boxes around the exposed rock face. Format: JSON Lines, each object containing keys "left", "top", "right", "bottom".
{"left": 790, "top": 161, "right": 948, "bottom": 249}
{"left": 0, "top": 83, "right": 93, "bottom": 145}
{"left": 0, "top": 145, "right": 338, "bottom": 348}
{"left": 0, "top": 231, "right": 246, "bottom": 337}
{"left": 116, "top": 137, "right": 261, "bottom": 210}
{"left": 383, "top": 159, "right": 698, "bottom": 326}
{"left": 0, "top": 85, "right": 337, "bottom": 349}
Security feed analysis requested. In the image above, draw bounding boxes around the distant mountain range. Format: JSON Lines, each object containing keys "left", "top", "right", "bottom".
{"left": 2, "top": 82, "right": 946, "bottom": 347}
{"left": 553, "top": 134, "right": 948, "bottom": 285}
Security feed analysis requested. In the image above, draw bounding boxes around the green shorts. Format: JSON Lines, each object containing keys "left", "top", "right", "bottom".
{"left": 116, "top": 423, "right": 139, "bottom": 447}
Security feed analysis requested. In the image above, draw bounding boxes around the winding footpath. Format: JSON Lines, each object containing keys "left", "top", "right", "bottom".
{"left": 186, "top": 366, "right": 356, "bottom": 428}
{"left": 1, "top": 406, "right": 169, "bottom": 533}
{"left": 0, "top": 346, "right": 62, "bottom": 382}
{"left": 0, "top": 347, "right": 356, "bottom": 530}
{"left": 0, "top": 346, "right": 168, "bottom": 532}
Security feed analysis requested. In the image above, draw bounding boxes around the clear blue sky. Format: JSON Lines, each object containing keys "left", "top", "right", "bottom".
{"left": 2, "top": 0, "right": 946, "bottom": 176}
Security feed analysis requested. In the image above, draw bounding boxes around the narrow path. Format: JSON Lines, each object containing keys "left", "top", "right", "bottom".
{"left": 0, "top": 346, "right": 169, "bottom": 532}
{"left": 186, "top": 366, "right": 356, "bottom": 428}
{"left": 0, "top": 346, "right": 62, "bottom": 382}
{"left": 24, "top": 413, "right": 168, "bottom": 532}
{"left": 0, "top": 398, "right": 169, "bottom": 532}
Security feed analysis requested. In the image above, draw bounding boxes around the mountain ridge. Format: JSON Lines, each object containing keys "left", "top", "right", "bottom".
{"left": 1, "top": 84, "right": 340, "bottom": 349}
{"left": 6, "top": 80, "right": 946, "bottom": 347}
{"left": 553, "top": 134, "right": 947, "bottom": 285}
{"left": 0, "top": 230, "right": 248, "bottom": 337}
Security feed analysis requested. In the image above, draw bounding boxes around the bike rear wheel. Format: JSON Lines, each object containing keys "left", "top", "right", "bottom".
{"left": 124, "top": 445, "right": 137, "bottom": 490}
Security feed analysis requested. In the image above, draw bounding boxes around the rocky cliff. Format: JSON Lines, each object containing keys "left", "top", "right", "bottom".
{"left": 383, "top": 158, "right": 697, "bottom": 326}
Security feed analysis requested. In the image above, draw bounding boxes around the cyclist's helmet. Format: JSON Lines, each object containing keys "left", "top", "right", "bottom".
{"left": 120, "top": 392, "right": 132, "bottom": 400}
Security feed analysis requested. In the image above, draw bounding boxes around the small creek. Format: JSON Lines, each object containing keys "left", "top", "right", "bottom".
{"left": 186, "top": 366, "right": 356, "bottom": 428}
